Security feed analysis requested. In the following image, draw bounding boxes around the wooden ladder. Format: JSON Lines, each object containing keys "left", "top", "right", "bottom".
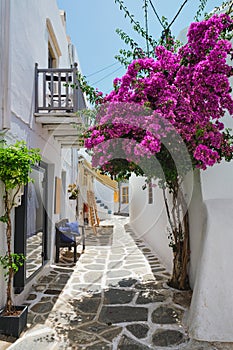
{"left": 87, "top": 190, "right": 100, "bottom": 235}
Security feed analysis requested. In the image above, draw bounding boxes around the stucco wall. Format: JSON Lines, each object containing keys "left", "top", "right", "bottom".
{"left": 0, "top": 0, "right": 11, "bottom": 130}
{"left": 94, "top": 179, "right": 114, "bottom": 213}
{"left": 10, "top": 0, "right": 70, "bottom": 126}
{"left": 7, "top": 0, "right": 78, "bottom": 224}
{"left": 188, "top": 199, "right": 233, "bottom": 341}
{"left": 201, "top": 161, "right": 233, "bottom": 200}
{"left": 0, "top": 0, "right": 81, "bottom": 307}
{"left": 130, "top": 174, "right": 173, "bottom": 272}
{"left": 61, "top": 148, "right": 78, "bottom": 222}
{"left": 129, "top": 167, "right": 212, "bottom": 289}
{"left": 183, "top": 170, "right": 204, "bottom": 288}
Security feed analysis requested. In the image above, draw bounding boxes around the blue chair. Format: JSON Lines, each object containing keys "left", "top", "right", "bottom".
{"left": 55, "top": 219, "right": 85, "bottom": 263}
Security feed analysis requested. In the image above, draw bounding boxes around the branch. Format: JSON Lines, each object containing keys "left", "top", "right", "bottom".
{"left": 10, "top": 184, "right": 21, "bottom": 211}
{"left": 194, "top": 0, "right": 208, "bottom": 22}
{"left": 114, "top": 0, "right": 157, "bottom": 48}
{"left": 226, "top": 1, "right": 233, "bottom": 15}
{"left": 162, "top": 187, "right": 173, "bottom": 231}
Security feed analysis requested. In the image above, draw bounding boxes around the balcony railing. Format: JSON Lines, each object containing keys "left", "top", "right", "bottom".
{"left": 34, "top": 63, "right": 80, "bottom": 114}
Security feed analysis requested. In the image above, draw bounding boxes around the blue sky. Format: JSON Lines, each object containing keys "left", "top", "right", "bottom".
{"left": 57, "top": 0, "right": 224, "bottom": 95}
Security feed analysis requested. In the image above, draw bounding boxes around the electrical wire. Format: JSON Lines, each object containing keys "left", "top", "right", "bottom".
{"left": 145, "top": 0, "right": 150, "bottom": 56}
{"left": 91, "top": 66, "right": 124, "bottom": 85}
{"left": 86, "top": 62, "right": 119, "bottom": 78}
{"left": 87, "top": 0, "right": 190, "bottom": 91}
{"left": 148, "top": 0, "right": 165, "bottom": 29}
{"left": 167, "top": 0, "right": 189, "bottom": 30}
{"left": 149, "top": 0, "right": 189, "bottom": 40}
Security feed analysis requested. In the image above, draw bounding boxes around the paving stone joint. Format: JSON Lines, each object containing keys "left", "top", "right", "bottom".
{"left": 0, "top": 218, "right": 232, "bottom": 350}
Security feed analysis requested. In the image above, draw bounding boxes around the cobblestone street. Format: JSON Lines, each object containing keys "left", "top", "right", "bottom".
{"left": 1, "top": 217, "right": 233, "bottom": 350}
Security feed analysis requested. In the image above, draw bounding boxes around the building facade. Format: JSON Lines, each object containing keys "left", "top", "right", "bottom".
{"left": 0, "top": 0, "right": 87, "bottom": 307}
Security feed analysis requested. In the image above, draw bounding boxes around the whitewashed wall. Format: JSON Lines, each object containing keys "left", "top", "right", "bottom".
{"left": 10, "top": 0, "right": 70, "bottom": 127}
{"left": 94, "top": 179, "right": 114, "bottom": 214}
{"left": 0, "top": 0, "right": 11, "bottom": 131}
{"left": 8, "top": 0, "right": 78, "bottom": 223}
{"left": 200, "top": 109, "right": 233, "bottom": 200}
{"left": 130, "top": 174, "right": 173, "bottom": 271}
{"left": 179, "top": 24, "right": 233, "bottom": 342}
{"left": 0, "top": 0, "right": 81, "bottom": 307}
{"left": 188, "top": 198, "right": 233, "bottom": 341}
{"left": 61, "top": 148, "right": 78, "bottom": 222}
{"left": 188, "top": 131, "right": 233, "bottom": 339}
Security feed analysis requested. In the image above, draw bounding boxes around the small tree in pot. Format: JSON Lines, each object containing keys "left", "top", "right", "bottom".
{"left": 0, "top": 141, "right": 41, "bottom": 328}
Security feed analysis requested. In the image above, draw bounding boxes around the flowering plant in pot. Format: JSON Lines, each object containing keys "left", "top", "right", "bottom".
{"left": 68, "top": 183, "right": 79, "bottom": 200}
{"left": 0, "top": 141, "right": 41, "bottom": 337}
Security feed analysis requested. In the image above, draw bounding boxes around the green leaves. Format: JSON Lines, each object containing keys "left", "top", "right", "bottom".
{"left": 194, "top": 0, "right": 208, "bottom": 22}
{"left": 206, "top": 1, "right": 233, "bottom": 19}
{"left": 116, "top": 28, "right": 138, "bottom": 49}
{"left": 0, "top": 141, "right": 40, "bottom": 312}
{"left": 0, "top": 141, "right": 41, "bottom": 191}
{"left": 98, "top": 159, "right": 144, "bottom": 182}
{"left": 0, "top": 253, "right": 26, "bottom": 280}
{"left": 114, "top": 0, "right": 157, "bottom": 49}
{"left": 0, "top": 215, "right": 8, "bottom": 223}
{"left": 76, "top": 71, "right": 103, "bottom": 105}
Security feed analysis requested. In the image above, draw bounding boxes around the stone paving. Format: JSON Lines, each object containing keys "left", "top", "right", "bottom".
{"left": 1, "top": 216, "right": 233, "bottom": 350}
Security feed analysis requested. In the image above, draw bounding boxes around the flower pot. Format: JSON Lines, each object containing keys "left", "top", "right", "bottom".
{"left": 69, "top": 195, "right": 77, "bottom": 200}
{"left": 0, "top": 305, "right": 28, "bottom": 337}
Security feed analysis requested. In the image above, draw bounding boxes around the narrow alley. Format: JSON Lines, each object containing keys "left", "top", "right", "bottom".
{"left": 1, "top": 217, "right": 233, "bottom": 350}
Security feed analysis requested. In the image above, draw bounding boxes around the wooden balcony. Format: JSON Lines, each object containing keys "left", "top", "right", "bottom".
{"left": 34, "top": 63, "right": 86, "bottom": 148}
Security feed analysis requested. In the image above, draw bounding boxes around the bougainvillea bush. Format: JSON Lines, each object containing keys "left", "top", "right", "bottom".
{"left": 83, "top": 14, "right": 233, "bottom": 289}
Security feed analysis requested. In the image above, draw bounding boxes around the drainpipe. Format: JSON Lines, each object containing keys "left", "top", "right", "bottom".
{"left": 0, "top": 0, "right": 11, "bottom": 134}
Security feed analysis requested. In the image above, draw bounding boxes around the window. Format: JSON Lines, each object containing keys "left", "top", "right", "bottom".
{"left": 48, "top": 43, "right": 56, "bottom": 68}
{"left": 47, "top": 19, "right": 61, "bottom": 97}
{"left": 46, "top": 18, "right": 61, "bottom": 68}
{"left": 148, "top": 182, "right": 153, "bottom": 204}
{"left": 114, "top": 190, "right": 119, "bottom": 202}
{"left": 122, "top": 186, "right": 129, "bottom": 204}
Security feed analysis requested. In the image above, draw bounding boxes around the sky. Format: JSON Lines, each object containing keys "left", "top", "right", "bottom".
{"left": 57, "top": 0, "right": 224, "bottom": 96}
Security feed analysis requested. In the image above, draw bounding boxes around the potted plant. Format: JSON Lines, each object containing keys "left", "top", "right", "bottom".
{"left": 68, "top": 183, "right": 79, "bottom": 200}
{"left": 0, "top": 140, "right": 41, "bottom": 337}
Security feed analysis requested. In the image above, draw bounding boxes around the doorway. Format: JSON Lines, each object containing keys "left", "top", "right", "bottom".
{"left": 14, "top": 163, "right": 48, "bottom": 292}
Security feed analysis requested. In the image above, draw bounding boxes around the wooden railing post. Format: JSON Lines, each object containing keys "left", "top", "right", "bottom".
{"left": 73, "top": 62, "right": 78, "bottom": 112}
{"left": 34, "top": 63, "right": 38, "bottom": 113}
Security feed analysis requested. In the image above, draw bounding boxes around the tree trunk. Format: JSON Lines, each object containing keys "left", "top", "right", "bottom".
{"left": 168, "top": 210, "right": 190, "bottom": 290}
{"left": 6, "top": 266, "right": 13, "bottom": 314}
{"left": 5, "top": 190, "right": 13, "bottom": 313}
{"left": 163, "top": 181, "right": 190, "bottom": 290}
